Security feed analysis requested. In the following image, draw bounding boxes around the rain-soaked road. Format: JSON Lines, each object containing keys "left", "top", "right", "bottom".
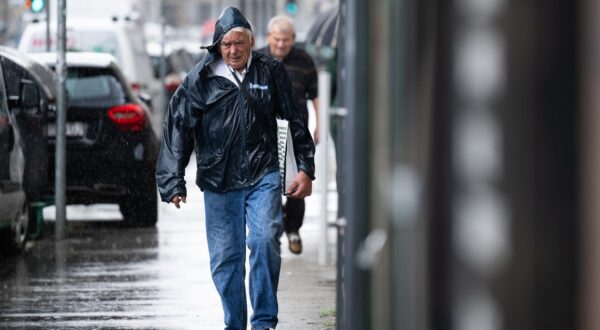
{"left": 0, "top": 154, "right": 337, "bottom": 329}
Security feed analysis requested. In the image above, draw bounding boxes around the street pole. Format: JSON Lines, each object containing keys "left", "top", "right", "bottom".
{"left": 239, "top": 0, "right": 246, "bottom": 16}
{"left": 159, "top": 0, "right": 167, "bottom": 111}
{"left": 55, "top": 0, "right": 67, "bottom": 240}
{"left": 45, "top": 0, "right": 50, "bottom": 51}
{"left": 318, "top": 70, "right": 331, "bottom": 266}
{"left": 344, "top": 0, "right": 372, "bottom": 327}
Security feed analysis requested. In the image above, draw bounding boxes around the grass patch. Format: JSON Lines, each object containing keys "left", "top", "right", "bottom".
{"left": 323, "top": 319, "right": 336, "bottom": 328}
{"left": 320, "top": 305, "right": 336, "bottom": 318}
{"left": 320, "top": 305, "right": 336, "bottom": 328}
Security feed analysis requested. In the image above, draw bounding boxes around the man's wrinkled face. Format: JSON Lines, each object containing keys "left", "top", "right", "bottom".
{"left": 220, "top": 30, "right": 254, "bottom": 71}
{"left": 267, "top": 29, "right": 294, "bottom": 60}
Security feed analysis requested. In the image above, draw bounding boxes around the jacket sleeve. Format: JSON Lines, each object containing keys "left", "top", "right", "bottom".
{"left": 155, "top": 83, "right": 197, "bottom": 203}
{"left": 272, "top": 60, "right": 316, "bottom": 180}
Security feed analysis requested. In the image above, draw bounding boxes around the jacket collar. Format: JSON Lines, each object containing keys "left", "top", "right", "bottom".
{"left": 200, "top": 51, "right": 259, "bottom": 74}
{"left": 265, "top": 46, "right": 297, "bottom": 61}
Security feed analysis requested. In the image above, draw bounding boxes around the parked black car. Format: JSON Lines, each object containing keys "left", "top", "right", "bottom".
{"left": 0, "top": 47, "right": 55, "bottom": 253}
{"left": 30, "top": 52, "right": 160, "bottom": 227}
{"left": 0, "top": 52, "right": 40, "bottom": 254}
{"left": 0, "top": 46, "right": 55, "bottom": 203}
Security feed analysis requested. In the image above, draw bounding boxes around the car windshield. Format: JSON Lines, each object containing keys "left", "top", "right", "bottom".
{"left": 66, "top": 68, "right": 128, "bottom": 107}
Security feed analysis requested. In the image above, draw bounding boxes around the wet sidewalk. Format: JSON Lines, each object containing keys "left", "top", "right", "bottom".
{"left": 158, "top": 195, "right": 337, "bottom": 330}
{"left": 276, "top": 198, "right": 337, "bottom": 330}
{"left": 155, "top": 153, "right": 338, "bottom": 329}
{"left": 154, "top": 189, "right": 337, "bottom": 330}
{"left": 0, "top": 154, "right": 337, "bottom": 330}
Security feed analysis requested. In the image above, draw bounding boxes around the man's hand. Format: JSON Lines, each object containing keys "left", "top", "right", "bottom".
{"left": 171, "top": 195, "right": 187, "bottom": 209}
{"left": 312, "top": 126, "right": 320, "bottom": 145}
{"left": 286, "top": 171, "right": 312, "bottom": 199}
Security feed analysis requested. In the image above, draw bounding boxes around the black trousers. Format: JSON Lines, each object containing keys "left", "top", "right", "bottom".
{"left": 282, "top": 197, "right": 305, "bottom": 233}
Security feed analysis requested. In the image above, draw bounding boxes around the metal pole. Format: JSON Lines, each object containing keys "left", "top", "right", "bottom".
{"left": 45, "top": 0, "right": 50, "bottom": 52}
{"left": 581, "top": 1, "right": 600, "bottom": 328}
{"left": 159, "top": 1, "right": 167, "bottom": 111}
{"left": 343, "top": 0, "right": 371, "bottom": 327}
{"left": 318, "top": 70, "right": 331, "bottom": 266}
{"left": 257, "top": 0, "right": 266, "bottom": 47}
{"left": 240, "top": 0, "right": 246, "bottom": 15}
{"left": 54, "top": 0, "right": 67, "bottom": 240}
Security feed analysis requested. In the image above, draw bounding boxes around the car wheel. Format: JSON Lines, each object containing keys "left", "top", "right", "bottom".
{"left": 120, "top": 185, "right": 158, "bottom": 228}
{"left": 0, "top": 201, "right": 30, "bottom": 255}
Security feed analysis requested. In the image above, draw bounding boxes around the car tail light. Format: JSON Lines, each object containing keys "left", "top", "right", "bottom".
{"left": 165, "top": 74, "right": 182, "bottom": 93}
{"left": 130, "top": 82, "right": 141, "bottom": 92}
{"left": 108, "top": 104, "right": 146, "bottom": 132}
{"left": 165, "top": 81, "right": 180, "bottom": 93}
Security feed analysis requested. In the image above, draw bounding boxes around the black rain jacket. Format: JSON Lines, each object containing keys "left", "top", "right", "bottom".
{"left": 155, "top": 51, "right": 315, "bottom": 202}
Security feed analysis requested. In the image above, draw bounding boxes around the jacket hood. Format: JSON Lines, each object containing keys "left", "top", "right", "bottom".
{"left": 201, "top": 7, "right": 252, "bottom": 54}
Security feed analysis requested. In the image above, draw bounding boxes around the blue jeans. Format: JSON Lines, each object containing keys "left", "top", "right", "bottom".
{"left": 204, "top": 171, "right": 283, "bottom": 330}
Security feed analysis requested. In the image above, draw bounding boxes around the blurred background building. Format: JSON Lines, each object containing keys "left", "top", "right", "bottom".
{"left": 0, "top": 0, "right": 338, "bottom": 48}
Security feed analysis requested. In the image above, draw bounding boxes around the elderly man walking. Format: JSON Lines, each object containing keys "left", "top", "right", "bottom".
{"left": 155, "top": 7, "right": 315, "bottom": 330}
{"left": 258, "top": 15, "right": 320, "bottom": 255}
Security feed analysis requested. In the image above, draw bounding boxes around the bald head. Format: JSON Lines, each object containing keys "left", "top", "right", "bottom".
{"left": 267, "top": 15, "right": 296, "bottom": 60}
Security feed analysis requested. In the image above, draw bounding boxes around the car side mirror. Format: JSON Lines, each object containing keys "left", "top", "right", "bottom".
{"left": 20, "top": 81, "right": 40, "bottom": 109}
{"left": 138, "top": 92, "right": 153, "bottom": 109}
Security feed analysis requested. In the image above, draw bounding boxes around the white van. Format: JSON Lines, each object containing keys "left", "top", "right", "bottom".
{"left": 18, "top": 18, "right": 159, "bottom": 102}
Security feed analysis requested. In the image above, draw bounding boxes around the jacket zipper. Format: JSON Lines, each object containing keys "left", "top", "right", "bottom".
{"left": 237, "top": 80, "right": 250, "bottom": 183}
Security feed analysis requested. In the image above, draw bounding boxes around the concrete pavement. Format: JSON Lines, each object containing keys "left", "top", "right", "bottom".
{"left": 276, "top": 198, "right": 337, "bottom": 330}
{"left": 161, "top": 153, "right": 338, "bottom": 330}
{"left": 157, "top": 186, "right": 337, "bottom": 330}
{"left": 0, "top": 91, "right": 339, "bottom": 328}
{"left": 1, "top": 152, "right": 337, "bottom": 330}
{"left": 39, "top": 160, "right": 337, "bottom": 329}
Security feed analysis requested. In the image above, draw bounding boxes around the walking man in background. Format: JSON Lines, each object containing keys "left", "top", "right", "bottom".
{"left": 156, "top": 7, "right": 315, "bottom": 330}
{"left": 259, "top": 15, "right": 320, "bottom": 255}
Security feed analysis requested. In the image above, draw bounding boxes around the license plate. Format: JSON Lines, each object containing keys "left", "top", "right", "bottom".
{"left": 48, "top": 122, "right": 87, "bottom": 137}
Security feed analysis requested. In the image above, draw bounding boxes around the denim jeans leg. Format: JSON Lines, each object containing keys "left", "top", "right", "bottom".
{"left": 245, "top": 171, "right": 283, "bottom": 329}
{"left": 204, "top": 189, "right": 247, "bottom": 330}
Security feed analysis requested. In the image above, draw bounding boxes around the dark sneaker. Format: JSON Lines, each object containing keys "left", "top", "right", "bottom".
{"left": 287, "top": 231, "right": 302, "bottom": 254}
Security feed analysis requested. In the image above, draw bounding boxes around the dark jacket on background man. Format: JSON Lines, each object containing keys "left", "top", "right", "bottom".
{"left": 257, "top": 46, "right": 318, "bottom": 127}
{"left": 155, "top": 51, "right": 315, "bottom": 202}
